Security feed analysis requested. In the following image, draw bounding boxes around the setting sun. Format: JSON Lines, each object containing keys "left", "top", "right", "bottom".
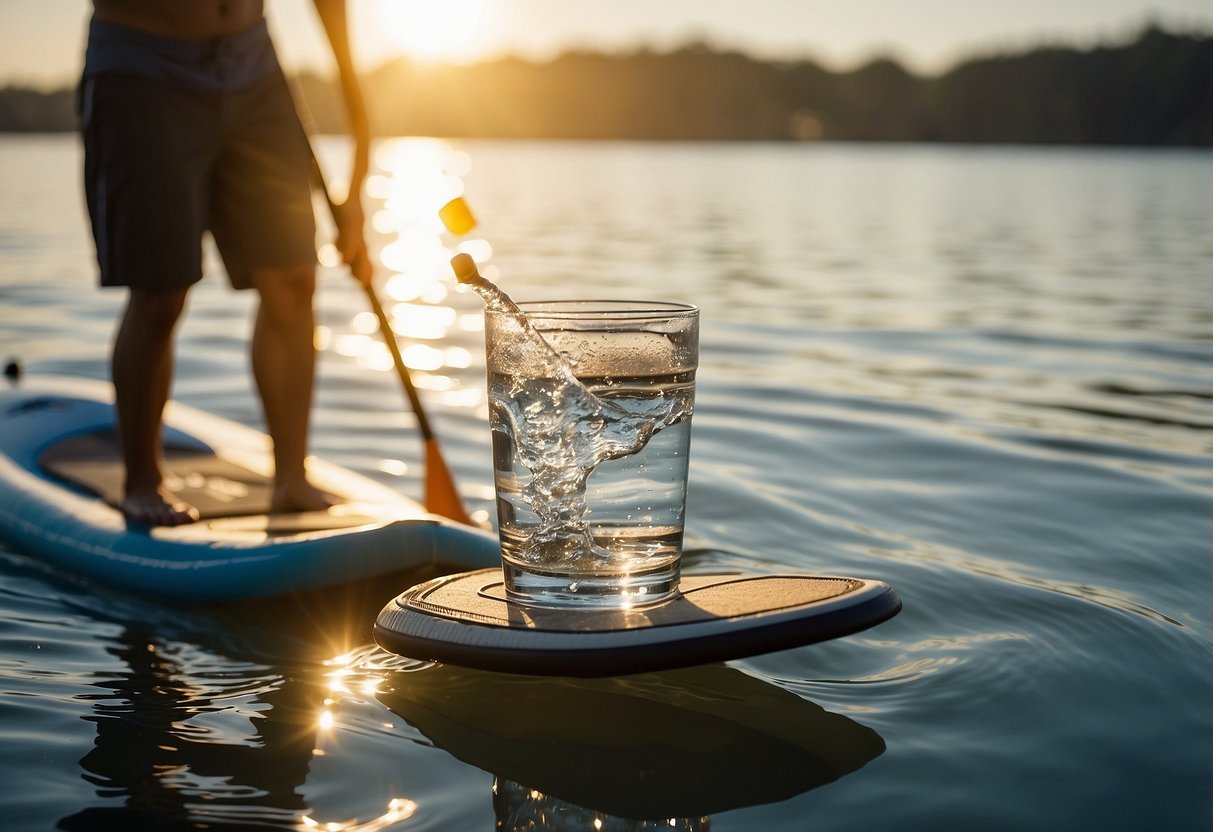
{"left": 372, "top": 0, "right": 491, "bottom": 63}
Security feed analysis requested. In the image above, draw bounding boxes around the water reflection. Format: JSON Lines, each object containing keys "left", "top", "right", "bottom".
{"left": 378, "top": 663, "right": 885, "bottom": 827}
{"left": 332, "top": 137, "right": 492, "bottom": 396}
{"left": 53, "top": 572, "right": 442, "bottom": 831}
{"left": 57, "top": 624, "right": 318, "bottom": 830}
{"left": 494, "top": 780, "right": 708, "bottom": 832}
{"left": 300, "top": 798, "right": 417, "bottom": 832}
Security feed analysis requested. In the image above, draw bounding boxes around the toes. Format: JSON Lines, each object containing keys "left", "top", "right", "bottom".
{"left": 121, "top": 492, "right": 200, "bottom": 527}
{"left": 270, "top": 482, "right": 341, "bottom": 514}
{"left": 164, "top": 501, "right": 201, "bottom": 526}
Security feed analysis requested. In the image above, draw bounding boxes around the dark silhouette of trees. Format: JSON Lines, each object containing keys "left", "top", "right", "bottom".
{"left": 925, "top": 26, "right": 1211, "bottom": 144}
{"left": 3, "top": 25, "right": 1209, "bottom": 145}
{"left": 0, "top": 86, "right": 74, "bottom": 131}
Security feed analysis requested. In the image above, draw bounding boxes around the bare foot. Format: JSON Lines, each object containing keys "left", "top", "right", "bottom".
{"left": 121, "top": 487, "right": 201, "bottom": 527}
{"left": 271, "top": 479, "right": 341, "bottom": 514}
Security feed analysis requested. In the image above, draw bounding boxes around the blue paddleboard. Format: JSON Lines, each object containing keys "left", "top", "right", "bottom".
{"left": 0, "top": 376, "right": 500, "bottom": 602}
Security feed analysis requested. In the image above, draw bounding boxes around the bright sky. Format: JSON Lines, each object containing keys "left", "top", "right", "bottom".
{"left": 1, "top": 0, "right": 1210, "bottom": 88}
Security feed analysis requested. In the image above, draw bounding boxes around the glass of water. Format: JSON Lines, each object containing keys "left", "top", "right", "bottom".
{"left": 484, "top": 300, "right": 699, "bottom": 608}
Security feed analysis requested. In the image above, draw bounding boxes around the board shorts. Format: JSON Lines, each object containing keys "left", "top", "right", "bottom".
{"left": 80, "top": 18, "right": 316, "bottom": 292}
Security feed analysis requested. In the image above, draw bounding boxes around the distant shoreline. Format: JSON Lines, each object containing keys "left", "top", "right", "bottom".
{"left": 2, "top": 25, "right": 1209, "bottom": 145}
{"left": 4, "top": 133, "right": 1211, "bottom": 153}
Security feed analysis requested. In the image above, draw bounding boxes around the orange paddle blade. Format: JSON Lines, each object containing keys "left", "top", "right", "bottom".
{"left": 424, "top": 439, "right": 473, "bottom": 525}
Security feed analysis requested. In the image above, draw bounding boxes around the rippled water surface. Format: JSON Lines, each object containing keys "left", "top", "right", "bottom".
{"left": 1, "top": 136, "right": 1211, "bottom": 830}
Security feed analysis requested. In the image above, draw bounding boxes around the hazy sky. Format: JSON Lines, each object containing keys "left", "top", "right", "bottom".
{"left": 1, "top": 0, "right": 1210, "bottom": 87}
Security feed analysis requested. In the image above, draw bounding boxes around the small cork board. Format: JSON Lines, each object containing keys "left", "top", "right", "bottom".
{"left": 375, "top": 569, "right": 901, "bottom": 676}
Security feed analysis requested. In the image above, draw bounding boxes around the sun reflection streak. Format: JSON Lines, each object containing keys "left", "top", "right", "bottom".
{"left": 351, "top": 311, "right": 378, "bottom": 334}
{"left": 310, "top": 646, "right": 433, "bottom": 763}
{"left": 390, "top": 304, "right": 457, "bottom": 340}
{"left": 371, "top": 139, "right": 465, "bottom": 217}
{"left": 383, "top": 273, "right": 425, "bottom": 302}
{"left": 328, "top": 137, "right": 492, "bottom": 452}
{"left": 376, "top": 458, "right": 409, "bottom": 476}
{"left": 339, "top": 138, "right": 492, "bottom": 387}
{"left": 298, "top": 797, "right": 419, "bottom": 832}
{"left": 418, "top": 282, "right": 449, "bottom": 304}
{"left": 378, "top": 229, "right": 451, "bottom": 279}
{"left": 442, "top": 387, "right": 483, "bottom": 409}
{"left": 332, "top": 333, "right": 393, "bottom": 371}
{"left": 415, "top": 374, "right": 453, "bottom": 392}
{"left": 458, "top": 313, "right": 484, "bottom": 332}
{"left": 401, "top": 344, "right": 445, "bottom": 372}
{"left": 318, "top": 242, "right": 342, "bottom": 268}
{"left": 328, "top": 668, "right": 354, "bottom": 695}
{"left": 362, "top": 345, "right": 394, "bottom": 372}
{"left": 314, "top": 326, "right": 333, "bottom": 351}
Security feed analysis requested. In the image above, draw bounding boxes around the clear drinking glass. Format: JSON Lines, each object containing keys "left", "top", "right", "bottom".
{"left": 485, "top": 300, "right": 699, "bottom": 608}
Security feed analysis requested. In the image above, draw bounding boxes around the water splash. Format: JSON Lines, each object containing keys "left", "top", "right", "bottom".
{"left": 452, "top": 255, "right": 687, "bottom": 565}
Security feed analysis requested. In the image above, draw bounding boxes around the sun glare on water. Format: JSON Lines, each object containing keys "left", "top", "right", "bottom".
{"left": 372, "top": 0, "right": 491, "bottom": 63}
{"left": 325, "top": 133, "right": 491, "bottom": 415}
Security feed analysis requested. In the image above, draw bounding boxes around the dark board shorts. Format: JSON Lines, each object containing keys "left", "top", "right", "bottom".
{"left": 80, "top": 69, "right": 317, "bottom": 292}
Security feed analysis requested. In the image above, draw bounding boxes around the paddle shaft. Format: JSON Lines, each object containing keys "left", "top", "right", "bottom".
{"left": 286, "top": 78, "right": 471, "bottom": 523}
{"left": 307, "top": 153, "right": 474, "bottom": 523}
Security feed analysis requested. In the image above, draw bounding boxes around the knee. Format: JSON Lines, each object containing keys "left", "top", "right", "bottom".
{"left": 125, "top": 289, "right": 188, "bottom": 337}
{"left": 254, "top": 266, "right": 316, "bottom": 321}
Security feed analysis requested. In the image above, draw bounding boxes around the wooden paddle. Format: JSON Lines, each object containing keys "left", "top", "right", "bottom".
{"left": 307, "top": 155, "right": 473, "bottom": 526}
{"left": 284, "top": 68, "right": 471, "bottom": 524}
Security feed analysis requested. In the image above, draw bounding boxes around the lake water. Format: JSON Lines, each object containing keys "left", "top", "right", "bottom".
{"left": 1, "top": 135, "right": 1210, "bottom": 830}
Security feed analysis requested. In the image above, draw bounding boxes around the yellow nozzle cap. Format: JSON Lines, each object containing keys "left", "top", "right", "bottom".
{"left": 439, "top": 197, "right": 477, "bottom": 236}
{"left": 450, "top": 253, "right": 480, "bottom": 284}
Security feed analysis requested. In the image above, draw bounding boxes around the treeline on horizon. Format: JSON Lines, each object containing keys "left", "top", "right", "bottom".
{"left": 2, "top": 24, "right": 1209, "bottom": 145}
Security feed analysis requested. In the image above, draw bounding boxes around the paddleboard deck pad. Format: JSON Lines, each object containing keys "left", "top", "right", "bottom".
{"left": 375, "top": 569, "right": 901, "bottom": 676}
{"left": 0, "top": 377, "right": 500, "bottom": 602}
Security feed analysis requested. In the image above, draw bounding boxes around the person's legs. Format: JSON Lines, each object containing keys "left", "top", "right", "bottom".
{"left": 210, "top": 70, "right": 328, "bottom": 513}
{"left": 111, "top": 286, "right": 200, "bottom": 525}
{"left": 249, "top": 264, "right": 336, "bottom": 512}
{"left": 82, "top": 72, "right": 215, "bottom": 525}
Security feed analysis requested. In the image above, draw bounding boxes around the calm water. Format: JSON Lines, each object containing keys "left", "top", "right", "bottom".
{"left": 1, "top": 135, "right": 1210, "bottom": 830}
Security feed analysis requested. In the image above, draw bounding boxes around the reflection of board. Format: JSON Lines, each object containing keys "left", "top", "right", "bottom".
{"left": 0, "top": 377, "right": 500, "bottom": 602}
{"left": 378, "top": 663, "right": 886, "bottom": 819}
{"left": 375, "top": 569, "right": 901, "bottom": 676}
